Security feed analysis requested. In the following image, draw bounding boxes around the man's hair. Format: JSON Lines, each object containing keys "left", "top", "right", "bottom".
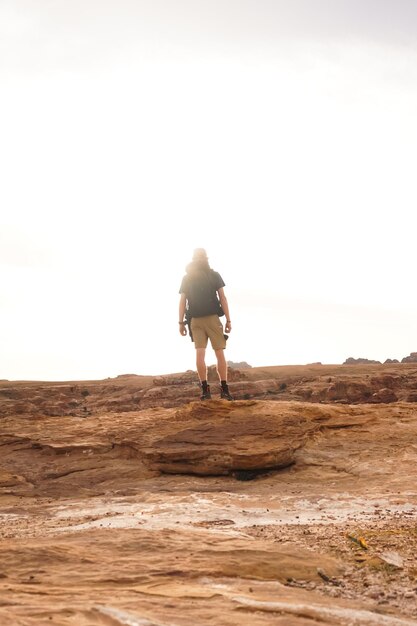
{"left": 192, "top": 248, "right": 208, "bottom": 261}
{"left": 187, "top": 248, "right": 210, "bottom": 274}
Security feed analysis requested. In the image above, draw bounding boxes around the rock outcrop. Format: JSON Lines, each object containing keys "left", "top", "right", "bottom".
{"left": 343, "top": 357, "right": 382, "bottom": 365}
{"left": 142, "top": 400, "right": 311, "bottom": 475}
{"left": 2, "top": 367, "right": 417, "bottom": 625}
{"left": 2, "top": 394, "right": 416, "bottom": 494}
{"left": 0, "top": 400, "right": 320, "bottom": 488}
{"left": 344, "top": 352, "right": 417, "bottom": 365}
{"left": 228, "top": 360, "right": 253, "bottom": 369}
{"left": 2, "top": 363, "right": 417, "bottom": 419}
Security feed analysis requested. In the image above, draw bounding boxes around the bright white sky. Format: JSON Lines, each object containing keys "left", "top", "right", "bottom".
{"left": 1, "top": 0, "right": 416, "bottom": 380}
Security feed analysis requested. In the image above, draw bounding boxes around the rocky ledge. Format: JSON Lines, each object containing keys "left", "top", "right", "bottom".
{"left": 2, "top": 363, "right": 417, "bottom": 418}
{"left": 2, "top": 368, "right": 417, "bottom": 625}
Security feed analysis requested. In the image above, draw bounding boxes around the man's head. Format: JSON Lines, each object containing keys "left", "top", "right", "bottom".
{"left": 192, "top": 248, "right": 208, "bottom": 261}
{"left": 187, "top": 248, "right": 210, "bottom": 274}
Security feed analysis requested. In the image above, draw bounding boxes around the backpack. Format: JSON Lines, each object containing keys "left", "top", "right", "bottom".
{"left": 185, "top": 270, "right": 225, "bottom": 319}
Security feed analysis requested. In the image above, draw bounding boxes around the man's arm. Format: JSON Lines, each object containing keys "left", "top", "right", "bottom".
{"left": 218, "top": 288, "right": 232, "bottom": 333}
{"left": 178, "top": 293, "right": 187, "bottom": 336}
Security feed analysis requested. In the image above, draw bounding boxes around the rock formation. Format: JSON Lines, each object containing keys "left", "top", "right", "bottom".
{"left": 227, "top": 360, "right": 253, "bottom": 369}
{"left": 2, "top": 363, "right": 417, "bottom": 625}
{"left": 343, "top": 357, "right": 381, "bottom": 365}
{"left": 2, "top": 363, "right": 417, "bottom": 420}
{"left": 344, "top": 352, "right": 417, "bottom": 365}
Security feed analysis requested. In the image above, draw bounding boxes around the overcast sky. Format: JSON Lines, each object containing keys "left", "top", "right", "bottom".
{"left": 1, "top": 1, "right": 416, "bottom": 380}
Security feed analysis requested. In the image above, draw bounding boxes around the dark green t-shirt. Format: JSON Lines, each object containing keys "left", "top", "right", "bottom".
{"left": 179, "top": 270, "right": 225, "bottom": 318}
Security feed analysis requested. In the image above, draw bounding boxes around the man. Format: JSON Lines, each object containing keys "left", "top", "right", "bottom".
{"left": 178, "top": 248, "right": 233, "bottom": 400}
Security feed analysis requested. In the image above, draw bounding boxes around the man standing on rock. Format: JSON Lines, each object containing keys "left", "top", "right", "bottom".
{"left": 178, "top": 248, "right": 233, "bottom": 401}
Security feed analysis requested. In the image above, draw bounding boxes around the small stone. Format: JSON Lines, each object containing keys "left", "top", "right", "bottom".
{"left": 379, "top": 551, "right": 404, "bottom": 569}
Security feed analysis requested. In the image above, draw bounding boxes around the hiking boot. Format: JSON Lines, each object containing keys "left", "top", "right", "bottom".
{"left": 220, "top": 389, "right": 234, "bottom": 401}
{"left": 200, "top": 385, "right": 211, "bottom": 400}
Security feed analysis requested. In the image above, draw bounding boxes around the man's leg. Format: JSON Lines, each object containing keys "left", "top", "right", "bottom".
{"left": 196, "top": 348, "right": 207, "bottom": 382}
{"left": 196, "top": 348, "right": 211, "bottom": 399}
{"left": 215, "top": 348, "right": 233, "bottom": 400}
{"left": 214, "top": 349, "right": 227, "bottom": 381}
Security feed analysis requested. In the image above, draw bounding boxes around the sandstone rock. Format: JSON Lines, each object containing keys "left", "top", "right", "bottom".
{"left": 3, "top": 367, "right": 417, "bottom": 626}
{"left": 0, "top": 527, "right": 343, "bottom": 624}
{"left": 325, "top": 381, "right": 372, "bottom": 403}
{"left": 228, "top": 379, "right": 281, "bottom": 399}
{"left": 0, "top": 469, "right": 29, "bottom": 489}
{"left": 153, "top": 376, "right": 167, "bottom": 386}
{"left": 3, "top": 363, "right": 417, "bottom": 419}
{"left": 401, "top": 352, "right": 417, "bottom": 363}
{"left": 369, "top": 375, "right": 400, "bottom": 389}
{"left": 207, "top": 365, "right": 247, "bottom": 382}
{"left": 343, "top": 357, "right": 382, "bottom": 365}
{"left": 227, "top": 360, "right": 252, "bottom": 369}
{"left": 3, "top": 400, "right": 374, "bottom": 486}
{"left": 140, "top": 401, "right": 312, "bottom": 476}
{"left": 115, "top": 373, "right": 142, "bottom": 378}
{"left": 153, "top": 373, "right": 196, "bottom": 386}
{"left": 370, "top": 388, "right": 398, "bottom": 403}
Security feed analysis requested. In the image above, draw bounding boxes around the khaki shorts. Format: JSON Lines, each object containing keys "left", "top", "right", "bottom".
{"left": 191, "top": 315, "right": 226, "bottom": 350}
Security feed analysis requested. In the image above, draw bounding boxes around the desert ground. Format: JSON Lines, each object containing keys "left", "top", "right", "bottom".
{"left": 1, "top": 363, "right": 417, "bottom": 625}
